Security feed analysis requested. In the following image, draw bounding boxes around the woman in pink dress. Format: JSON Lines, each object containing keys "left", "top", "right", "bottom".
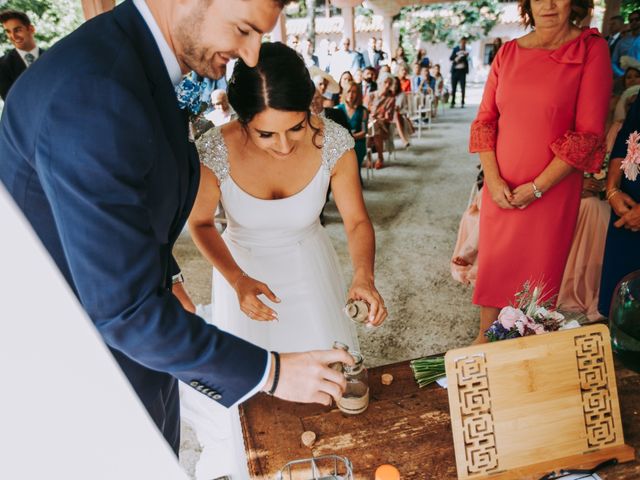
{"left": 469, "top": 0, "right": 611, "bottom": 342}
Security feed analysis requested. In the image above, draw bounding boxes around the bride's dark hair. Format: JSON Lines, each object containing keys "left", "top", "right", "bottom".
{"left": 227, "top": 41, "right": 322, "bottom": 147}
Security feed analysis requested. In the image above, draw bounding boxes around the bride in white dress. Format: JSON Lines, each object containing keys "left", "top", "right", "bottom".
{"left": 185, "top": 42, "right": 387, "bottom": 478}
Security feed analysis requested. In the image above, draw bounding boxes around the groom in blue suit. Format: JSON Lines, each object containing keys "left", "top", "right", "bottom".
{"left": 0, "top": 0, "right": 351, "bottom": 453}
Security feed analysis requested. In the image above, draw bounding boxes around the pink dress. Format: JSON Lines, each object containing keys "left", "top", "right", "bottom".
{"left": 469, "top": 28, "right": 611, "bottom": 308}
{"left": 558, "top": 196, "right": 610, "bottom": 321}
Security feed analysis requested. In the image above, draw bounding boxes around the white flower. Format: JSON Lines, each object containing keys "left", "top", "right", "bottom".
{"left": 559, "top": 320, "right": 581, "bottom": 330}
{"left": 549, "top": 311, "right": 565, "bottom": 321}
{"left": 535, "top": 307, "right": 551, "bottom": 318}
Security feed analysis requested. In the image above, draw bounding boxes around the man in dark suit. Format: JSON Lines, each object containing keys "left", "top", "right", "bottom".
{"left": 450, "top": 37, "right": 470, "bottom": 108}
{"left": 0, "top": 0, "right": 351, "bottom": 454}
{"left": 607, "top": 15, "right": 624, "bottom": 57}
{"left": 0, "top": 10, "right": 43, "bottom": 101}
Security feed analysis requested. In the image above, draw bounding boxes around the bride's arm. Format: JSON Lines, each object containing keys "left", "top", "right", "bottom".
{"left": 188, "top": 165, "right": 279, "bottom": 322}
{"left": 330, "top": 150, "right": 387, "bottom": 327}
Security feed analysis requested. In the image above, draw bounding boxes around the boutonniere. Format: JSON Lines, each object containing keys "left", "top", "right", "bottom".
{"left": 622, "top": 131, "right": 640, "bottom": 181}
{"left": 175, "top": 72, "right": 206, "bottom": 116}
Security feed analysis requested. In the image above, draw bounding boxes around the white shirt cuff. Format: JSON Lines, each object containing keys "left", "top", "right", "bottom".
{"left": 232, "top": 351, "right": 272, "bottom": 407}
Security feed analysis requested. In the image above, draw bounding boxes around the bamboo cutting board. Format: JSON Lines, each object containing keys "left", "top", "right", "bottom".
{"left": 445, "top": 324, "right": 635, "bottom": 480}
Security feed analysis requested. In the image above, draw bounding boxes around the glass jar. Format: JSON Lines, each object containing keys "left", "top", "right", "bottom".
{"left": 610, "top": 270, "right": 640, "bottom": 372}
{"left": 337, "top": 352, "right": 369, "bottom": 415}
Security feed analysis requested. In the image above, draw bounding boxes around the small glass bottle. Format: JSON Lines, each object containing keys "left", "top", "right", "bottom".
{"left": 337, "top": 352, "right": 369, "bottom": 415}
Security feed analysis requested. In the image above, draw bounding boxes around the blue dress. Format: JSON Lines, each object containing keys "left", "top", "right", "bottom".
{"left": 336, "top": 103, "right": 367, "bottom": 168}
{"left": 599, "top": 95, "right": 640, "bottom": 315}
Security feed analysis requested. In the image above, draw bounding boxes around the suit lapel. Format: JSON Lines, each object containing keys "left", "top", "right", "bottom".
{"left": 112, "top": 1, "right": 193, "bottom": 243}
{"left": 9, "top": 49, "right": 26, "bottom": 76}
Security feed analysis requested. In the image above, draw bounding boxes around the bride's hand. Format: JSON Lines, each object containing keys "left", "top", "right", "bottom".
{"left": 233, "top": 273, "right": 280, "bottom": 322}
{"left": 348, "top": 279, "right": 387, "bottom": 327}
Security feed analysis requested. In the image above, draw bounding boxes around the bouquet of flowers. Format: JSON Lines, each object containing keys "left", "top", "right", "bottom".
{"left": 622, "top": 131, "right": 640, "bottom": 181}
{"left": 410, "top": 282, "right": 579, "bottom": 388}
{"left": 484, "top": 282, "right": 578, "bottom": 342}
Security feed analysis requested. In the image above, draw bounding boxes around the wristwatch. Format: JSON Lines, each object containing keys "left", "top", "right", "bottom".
{"left": 172, "top": 273, "right": 184, "bottom": 285}
{"left": 532, "top": 182, "right": 543, "bottom": 199}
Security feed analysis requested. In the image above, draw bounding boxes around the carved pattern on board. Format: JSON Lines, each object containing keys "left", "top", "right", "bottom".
{"left": 454, "top": 354, "right": 498, "bottom": 475}
{"left": 575, "top": 332, "right": 616, "bottom": 448}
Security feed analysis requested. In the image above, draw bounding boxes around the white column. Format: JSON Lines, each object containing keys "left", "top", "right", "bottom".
{"left": 343, "top": 6, "right": 356, "bottom": 49}
{"left": 270, "top": 12, "right": 287, "bottom": 43}
{"left": 382, "top": 13, "right": 394, "bottom": 60}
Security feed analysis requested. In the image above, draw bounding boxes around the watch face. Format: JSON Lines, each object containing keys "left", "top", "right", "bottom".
{"left": 534, "top": 190, "right": 542, "bottom": 198}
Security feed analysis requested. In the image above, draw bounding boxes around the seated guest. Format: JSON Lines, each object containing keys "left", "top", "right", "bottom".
{"left": 310, "top": 87, "right": 350, "bottom": 131}
{"left": 414, "top": 65, "right": 435, "bottom": 95}
{"left": 362, "top": 66, "right": 377, "bottom": 100}
{"left": 397, "top": 65, "right": 412, "bottom": 93}
{"left": 416, "top": 48, "right": 430, "bottom": 69}
{"left": 333, "top": 70, "right": 354, "bottom": 105}
{"left": 204, "top": 89, "right": 235, "bottom": 126}
{"left": 600, "top": 95, "right": 640, "bottom": 316}
{"left": 392, "top": 76, "right": 413, "bottom": 148}
{"left": 353, "top": 68, "right": 363, "bottom": 88}
{"left": 432, "top": 64, "right": 445, "bottom": 116}
{"left": 312, "top": 73, "right": 338, "bottom": 108}
{"left": 337, "top": 81, "right": 368, "bottom": 180}
{"left": 367, "top": 74, "right": 396, "bottom": 169}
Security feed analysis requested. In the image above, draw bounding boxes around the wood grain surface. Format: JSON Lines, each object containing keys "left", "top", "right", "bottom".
{"left": 240, "top": 349, "right": 640, "bottom": 479}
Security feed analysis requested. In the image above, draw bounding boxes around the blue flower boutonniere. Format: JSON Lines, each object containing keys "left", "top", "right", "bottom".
{"left": 176, "top": 72, "right": 206, "bottom": 116}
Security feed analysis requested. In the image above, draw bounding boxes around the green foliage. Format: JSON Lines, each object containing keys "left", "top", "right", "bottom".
{"left": 398, "top": 0, "right": 502, "bottom": 48}
{"left": 622, "top": 0, "right": 640, "bottom": 20}
{"left": 0, "top": 0, "right": 83, "bottom": 52}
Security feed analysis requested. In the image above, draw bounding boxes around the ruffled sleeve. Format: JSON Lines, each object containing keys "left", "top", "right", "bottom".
{"left": 322, "top": 116, "right": 355, "bottom": 173}
{"left": 550, "top": 131, "right": 606, "bottom": 173}
{"left": 469, "top": 120, "right": 498, "bottom": 153}
{"left": 550, "top": 31, "right": 611, "bottom": 173}
{"left": 468, "top": 43, "right": 503, "bottom": 153}
{"left": 195, "top": 126, "right": 230, "bottom": 183}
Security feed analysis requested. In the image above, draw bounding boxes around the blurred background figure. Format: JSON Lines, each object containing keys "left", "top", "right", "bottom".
{"left": 204, "top": 89, "right": 235, "bottom": 126}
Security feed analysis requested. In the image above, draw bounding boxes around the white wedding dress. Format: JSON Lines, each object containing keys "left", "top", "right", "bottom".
{"left": 181, "top": 116, "right": 360, "bottom": 479}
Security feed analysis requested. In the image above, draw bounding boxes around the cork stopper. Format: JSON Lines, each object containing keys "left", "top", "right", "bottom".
{"left": 344, "top": 299, "right": 369, "bottom": 323}
{"left": 375, "top": 464, "right": 400, "bottom": 480}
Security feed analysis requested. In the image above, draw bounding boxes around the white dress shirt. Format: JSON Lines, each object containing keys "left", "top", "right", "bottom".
{"left": 131, "top": 0, "right": 272, "bottom": 404}
{"left": 16, "top": 47, "right": 39, "bottom": 67}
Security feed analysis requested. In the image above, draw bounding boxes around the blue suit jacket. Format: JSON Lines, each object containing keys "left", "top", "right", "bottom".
{"left": 0, "top": 0, "right": 267, "bottom": 448}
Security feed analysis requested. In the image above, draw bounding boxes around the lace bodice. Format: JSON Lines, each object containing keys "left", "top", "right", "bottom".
{"left": 197, "top": 116, "right": 354, "bottom": 183}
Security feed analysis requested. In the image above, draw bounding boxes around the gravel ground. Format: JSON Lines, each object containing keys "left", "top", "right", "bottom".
{"left": 174, "top": 85, "right": 486, "bottom": 476}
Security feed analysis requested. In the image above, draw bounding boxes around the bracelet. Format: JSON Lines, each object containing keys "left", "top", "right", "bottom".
{"left": 171, "top": 273, "right": 184, "bottom": 285}
{"left": 267, "top": 351, "right": 280, "bottom": 396}
{"left": 233, "top": 271, "right": 248, "bottom": 290}
{"left": 606, "top": 188, "right": 621, "bottom": 201}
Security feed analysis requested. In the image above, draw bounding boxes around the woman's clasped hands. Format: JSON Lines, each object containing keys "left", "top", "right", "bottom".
{"left": 486, "top": 175, "right": 542, "bottom": 210}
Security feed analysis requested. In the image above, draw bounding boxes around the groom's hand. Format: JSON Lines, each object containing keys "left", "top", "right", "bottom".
{"left": 263, "top": 350, "right": 354, "bottom": 405}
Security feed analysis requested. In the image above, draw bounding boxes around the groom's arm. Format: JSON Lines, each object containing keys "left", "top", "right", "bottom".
{"left": 36, "top": 74, "right": 268, "bottom": 407}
